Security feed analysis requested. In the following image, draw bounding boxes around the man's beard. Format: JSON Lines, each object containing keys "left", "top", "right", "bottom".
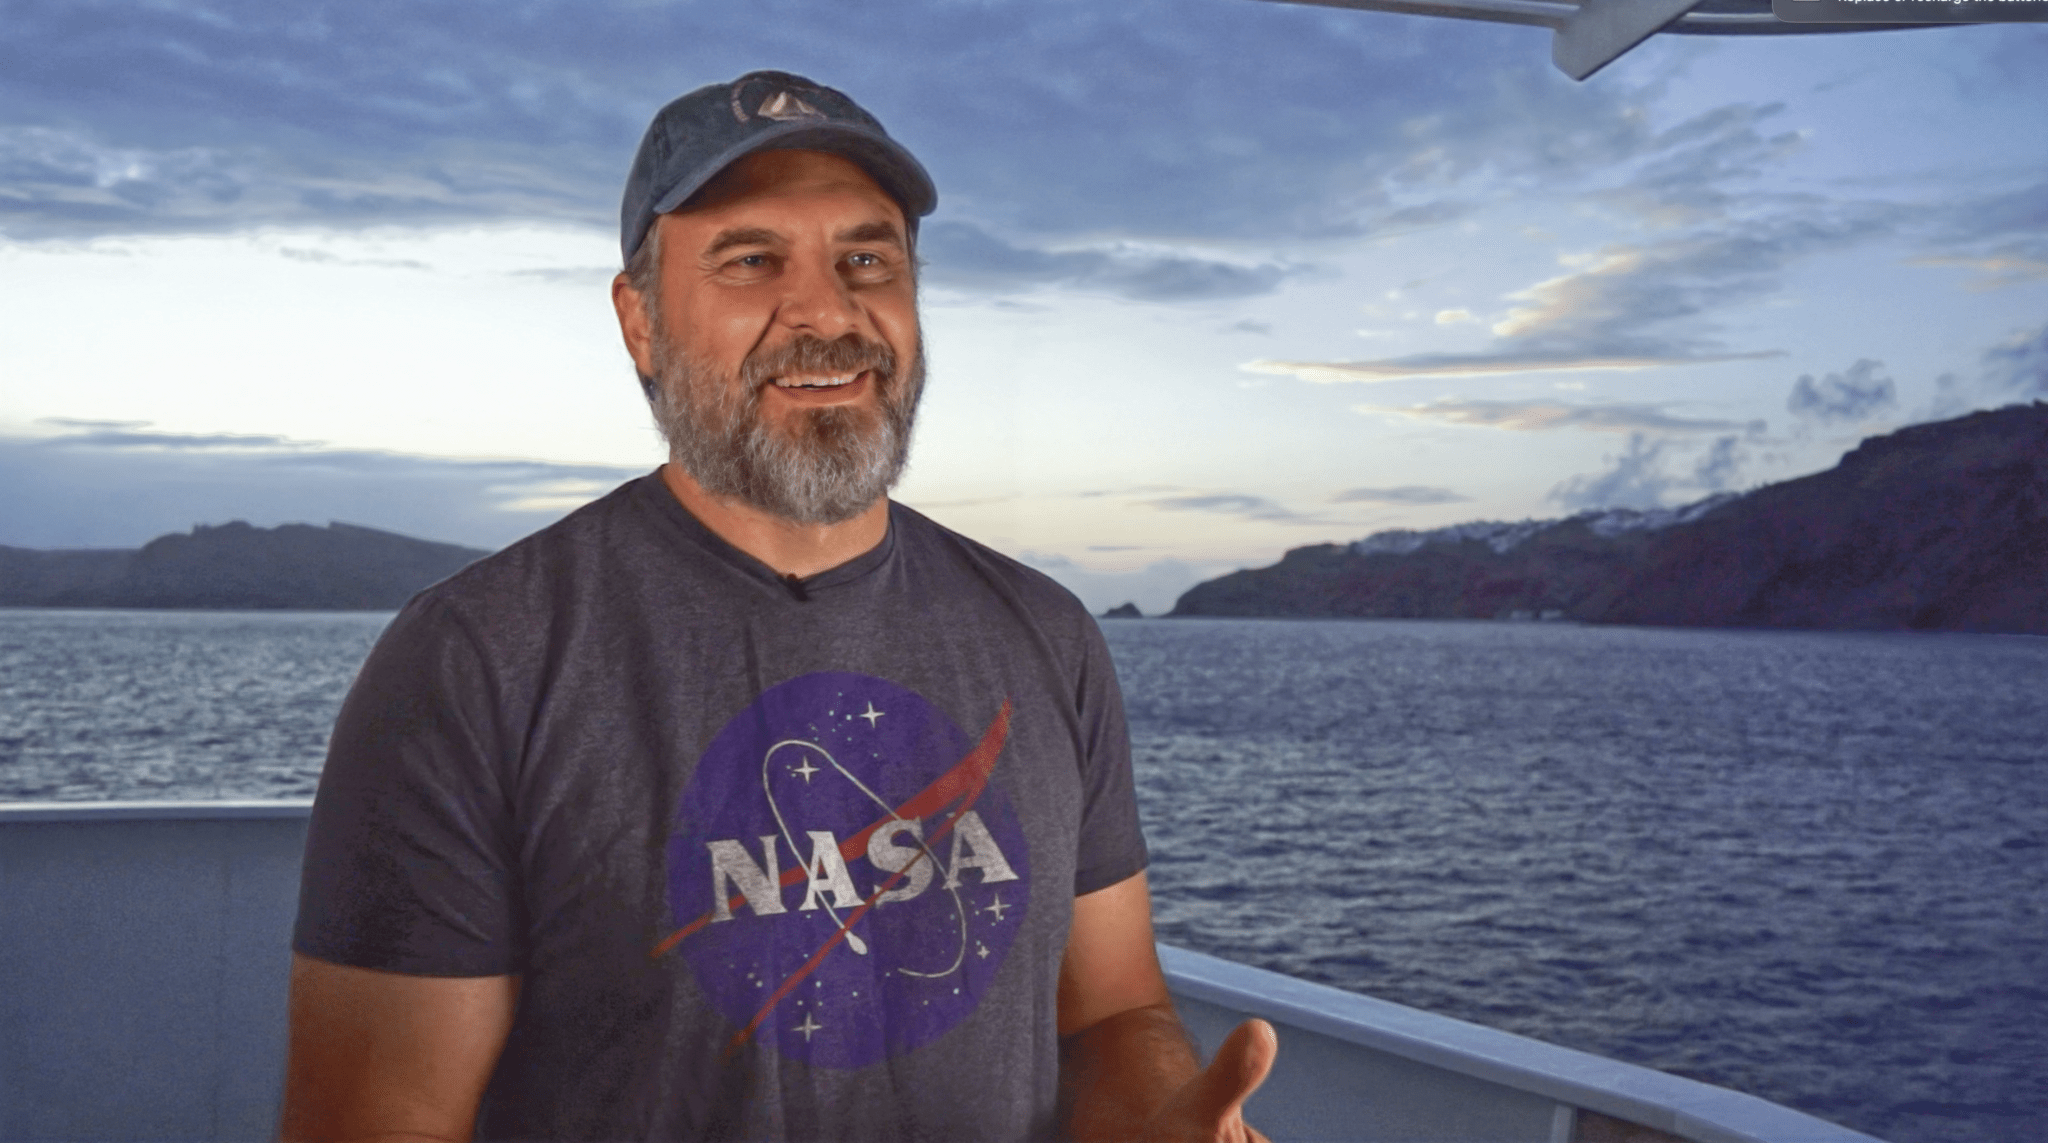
{"left": 646, "top": 326, "right": 924, "bottom": 526}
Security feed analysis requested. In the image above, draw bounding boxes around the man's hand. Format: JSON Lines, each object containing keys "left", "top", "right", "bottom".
{"left": 1058, "top": 873, "right": 1277, "bottom": 1142}
{"left": 1132, "top": 1017, "right": 1277, "bottom": 1143}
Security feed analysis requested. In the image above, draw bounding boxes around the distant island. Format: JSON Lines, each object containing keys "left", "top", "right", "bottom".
{"left": 0, "top": 521, "right": 489, "bottom": 610}
{"left": 1170, "top": 402, "right": 2048, "bottom": 635}
{"left": 5, "top": 403, "right": 2042, "bottom": 628}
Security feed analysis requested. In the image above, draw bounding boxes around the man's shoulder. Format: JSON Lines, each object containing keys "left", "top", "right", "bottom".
{"left": 888, "top": 501, "right": 1094, "bottom": 624}
{"left": 405, "top": 472, "right": 661, "bottom": 619}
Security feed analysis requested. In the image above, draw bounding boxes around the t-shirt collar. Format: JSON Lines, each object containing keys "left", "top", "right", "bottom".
{"left": 633, "top": 470, "right": 898, "bottom": 594}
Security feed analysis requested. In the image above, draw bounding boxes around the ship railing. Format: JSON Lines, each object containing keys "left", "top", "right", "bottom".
{"left": 0, "top": 802, "right": 1883, "bottom": 1142}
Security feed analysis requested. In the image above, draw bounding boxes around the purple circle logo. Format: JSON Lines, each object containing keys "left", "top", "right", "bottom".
{"left": 662, "top": 672, "right": 1031, "bottom": 1069}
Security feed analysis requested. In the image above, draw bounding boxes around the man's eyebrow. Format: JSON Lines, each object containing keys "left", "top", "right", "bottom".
{"left": 702, "top": 227, "right": 783, "bottom": 258}
{"left": 836, "top": 220, "right": 906, "bottom": 248}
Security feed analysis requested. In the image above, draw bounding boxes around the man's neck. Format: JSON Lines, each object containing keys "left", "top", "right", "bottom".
{"left": 658, "top": 463, "right": 890, "bottom": 579}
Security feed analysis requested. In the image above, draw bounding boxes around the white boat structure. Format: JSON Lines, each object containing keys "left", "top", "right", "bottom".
{"left": 0, "top": 801, "right": 1884, "bottom": 1142}
{"left": 1250, "top": 0, "right": 1941, "bottom": 80}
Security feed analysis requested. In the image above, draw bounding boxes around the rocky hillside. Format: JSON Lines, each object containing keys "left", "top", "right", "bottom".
{"left": 0, "top": 521, "right": 489, "bottom": 610}
{"left": 1170, "top": 402, "right": 2048, "bottom": 634}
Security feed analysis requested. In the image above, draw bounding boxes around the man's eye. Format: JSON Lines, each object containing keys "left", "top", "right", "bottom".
{"left": 846, "top": 252, "right": 885, "bottom": 270}
{"left": 735, "top": 254, "right": 772, "bottom": 269}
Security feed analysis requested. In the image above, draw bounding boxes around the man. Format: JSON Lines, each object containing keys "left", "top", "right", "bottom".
{"left": 281, "top": 70, "right": 1273, "bottom": 1142}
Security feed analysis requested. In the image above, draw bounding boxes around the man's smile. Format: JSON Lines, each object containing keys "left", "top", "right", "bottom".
{"left": 772, "top": 370, "right": 864, "bottom": 390}
{"left": 765, "top": 370, "right": 875, "bottom": 403}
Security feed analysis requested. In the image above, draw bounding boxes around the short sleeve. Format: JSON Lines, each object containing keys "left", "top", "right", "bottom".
{"left": 1070, "top": 616, "right": 1148, "bottom": 896}
{"left": 293, "top": 595, "right": 527, "bottom": 976}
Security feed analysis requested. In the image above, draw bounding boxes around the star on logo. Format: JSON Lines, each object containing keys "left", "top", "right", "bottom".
{"left": 976, "top": 942, "right": 990, "bottom": 960}
{"left": 791, "top": 757, "right": 820, "bottom": 783}
{"left": 859, "top": 702, "right": 885, "bottom": 728}
{"left": 795, "top": 1013, "right": 823, "bottom": 1042}
{"left": 981, "top": 893, "right": 1011, "bottom": 922}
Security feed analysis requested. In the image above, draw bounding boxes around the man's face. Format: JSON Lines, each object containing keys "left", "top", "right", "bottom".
{"left": 619, "top": 149, "right": 924, "bottom": 525}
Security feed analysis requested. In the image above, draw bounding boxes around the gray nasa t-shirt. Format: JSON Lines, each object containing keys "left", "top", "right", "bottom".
{"left": 294, "top": 474, "right": 1148, "bottom": 1141}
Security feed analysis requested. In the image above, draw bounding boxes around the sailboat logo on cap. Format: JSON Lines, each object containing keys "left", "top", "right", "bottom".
{"left": 730, "top": 75, "right": 829, "bottom": 124}
{"left": 757, "top": 90, "right": 824, "bottom": 121}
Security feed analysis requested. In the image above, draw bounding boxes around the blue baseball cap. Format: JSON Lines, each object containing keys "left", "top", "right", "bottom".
{"left": 619, "top": 70, "right": 938, "bottom": 264}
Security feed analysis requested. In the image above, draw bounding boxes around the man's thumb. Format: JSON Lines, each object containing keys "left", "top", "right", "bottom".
{"left": 1188, "top": 1019, "right": 1278, "bottom": 1124}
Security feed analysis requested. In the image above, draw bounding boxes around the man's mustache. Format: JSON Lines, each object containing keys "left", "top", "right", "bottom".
{"left": 740, "top": 334, "right": 897, "bottom": 389}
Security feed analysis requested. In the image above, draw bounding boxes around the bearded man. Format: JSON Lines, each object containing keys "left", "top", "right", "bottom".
{"left": 281, "top": 71, "right": 1273, "bottom": 1143}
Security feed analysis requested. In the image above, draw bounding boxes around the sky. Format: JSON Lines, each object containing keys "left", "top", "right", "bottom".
{"left": 3, "top": 0, "right": 2045, "bottom": 614}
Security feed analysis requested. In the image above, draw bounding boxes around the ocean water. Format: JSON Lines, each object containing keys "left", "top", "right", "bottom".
{"left": 1, "top": 609, "right": 2043, "bottom": 1143}
{"left": 1113, "top": 619, "right": 2048, "bottom": 1143}
{"left": 0, "top": 610, "right": 385, "bottom": 800}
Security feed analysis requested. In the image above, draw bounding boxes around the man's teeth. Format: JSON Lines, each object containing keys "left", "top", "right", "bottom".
{"left": 773, "top": 373, "right": 859, "bottom": 390}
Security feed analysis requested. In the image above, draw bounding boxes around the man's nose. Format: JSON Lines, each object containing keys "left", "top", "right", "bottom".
{"left": 776, "top": 256, "right": 863, "bottom": 338}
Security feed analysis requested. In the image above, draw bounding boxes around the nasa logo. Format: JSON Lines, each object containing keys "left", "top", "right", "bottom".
{"left": 663, "top": 672, "right": 1031, "bottom": 1069}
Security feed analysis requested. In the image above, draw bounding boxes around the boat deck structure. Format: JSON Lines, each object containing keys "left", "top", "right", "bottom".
{"left": 0, "top": 802, "right": 1884, "bottom": 1142}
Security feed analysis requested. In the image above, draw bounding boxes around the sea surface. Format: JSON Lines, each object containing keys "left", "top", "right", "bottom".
{"left": 2, "top": 609, "right": 2044, "bottom": 1143}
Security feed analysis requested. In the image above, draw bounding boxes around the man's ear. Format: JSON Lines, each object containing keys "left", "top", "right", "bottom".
{"left": 612, "top": 272, "right": 656, "bottom": 378}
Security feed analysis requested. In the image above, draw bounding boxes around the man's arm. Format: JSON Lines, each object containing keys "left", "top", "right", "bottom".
{"left": 1058, "top": 872, "right": 1276, "bottom": 1143}
{"left": 277, "top": 953, "right": 520, "bottom": 1143}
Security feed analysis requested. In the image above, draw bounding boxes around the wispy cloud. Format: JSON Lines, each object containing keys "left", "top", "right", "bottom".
{"left": 921, "top": 220, "right": 1302, "bottom": 301}
{"left": 1245, "top": 351, "right": 1774, "bottom": 384}
{"left": 1246, "top": 210, "right": 1885, "bottom": 384}
{"left": 0, "top": 426, "right": 643, "bottom": 549}
{"left": 1143, "top": 493, "right": 1326, "bottom": 525}
{"left": 1591, "top": 102, "right": 1807, "bottom": 228}
{"left": 1354, "top": 398, "right": 1761, "bottom": 434}
{"left": 33, "top": 426, "right": 311, "bottom": 451}
{"left": 1916, "top": 180, "right": 2048, "bottom": 291}
{"left": 1487, "top": 218, "right": 1882, "bottom": 354}
{"left": 1331, "top": 485, "right": 1469, "bottom": 505}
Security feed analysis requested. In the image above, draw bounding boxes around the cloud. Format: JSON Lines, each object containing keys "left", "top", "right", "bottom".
{"left": 508, "top": 265, "right": 617, "bottom": 285}
{"left": 920, "top": 220, "right": 1300, "bottom": 301}
{"left": 1354, "top": 398, "right": 1761, "bottom": 434}
{"left": 1376, "top": 201, "right": 1473, "bottom": 231}
{"left": 1981, "top": 321, "right": 2048, "bottom": 397}
{"left": 33, "top": 427, "right": 306, "bottom": 450}
{"left": 1547, "top": 432, "right": 1749, "bottom": 512}
{"left": 36, "top": 416, "right": 149, "bottom": 431}
{"left": 0, "top": 427, "right": 643, "bottom": 549}
{"left": 1245, "top": 350, "right": 1774, "bottom": 384}
{"left": 1488, "top": 218, "right": 1882, "bottom": 355}
{"left": 1786, "top": 359, "right": 1896, "bottom": 424}
{"left": 1249, "top": 210, "right": 1881, "bottom": 384}
{"left": 1901, "top": 323, "right": 2048, "bottom": 424}
{"left": 1917, "top": 180, "right": 2048, "bottom": 290}
{"left": 1592, "top": 102, "right": 1807, "bottom": 227}
{"left": 1912, "top": 252, "right": 2048, "bottom": 291}
{"left": 276, "top": 246, "right": 429, "bottom": 270}
{"left": 1143, "top": 493, "right": 1324, "bottom": 524}
{"left": 1330, "top": 485, "right": 1468, "bottom": 506}
{"left": 1692, "top": 434, "right": 1742, "bottom": 491}
{"left": 0, "top": 0, "right": 1666, "bottom": 249}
